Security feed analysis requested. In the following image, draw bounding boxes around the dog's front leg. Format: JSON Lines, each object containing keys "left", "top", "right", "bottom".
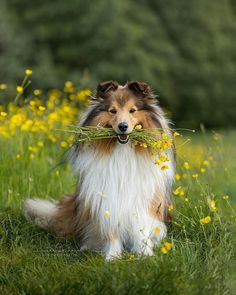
{"left": 131, "top": 227, "right": 154, "bottom": 256}
{"left": 103, "top": 237, "right": 123, "bottom": 260}
{"left": 131, "top": 214, "right": 167, "bottom": 256}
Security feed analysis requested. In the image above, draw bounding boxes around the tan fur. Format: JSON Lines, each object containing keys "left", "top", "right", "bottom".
{"left": 148, "top": 196, "right": 172, "bottom": 223}
{"left": 89, "top": 112, "right": 111, "bottom": 126}
{"left": 90, "top": 139, "right": 116, "bottom": 156}
{"left": 52, "top": 194, "right": 90, "bottom": 238}
{"left": 51, "top": 194, "right": 78, "bottom": 236}
{"left": 87, "top": 112, "right": 116, "bottom": 155}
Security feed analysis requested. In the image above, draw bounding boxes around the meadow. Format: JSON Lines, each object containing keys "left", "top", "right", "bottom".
{"left": 0, "top": 73, "right": 235, "bottom": 294}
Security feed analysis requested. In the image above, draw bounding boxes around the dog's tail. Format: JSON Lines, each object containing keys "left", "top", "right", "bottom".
{"left": 23, "top": 198, "right": 58, "bottom": 231}
{"left": 23, "top": 194, "right": 79, "bottom": 236}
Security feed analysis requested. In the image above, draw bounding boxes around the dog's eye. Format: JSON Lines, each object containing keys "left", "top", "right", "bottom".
{"left": 129, "top": 108, "right": 136, "bottom": 113}
{"left": 109, "top": 109, "right": 117, "bottom": 114}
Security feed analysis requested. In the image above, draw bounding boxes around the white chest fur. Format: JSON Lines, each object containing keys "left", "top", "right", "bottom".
{"left": 73, "top": 144, "right": 174, "bottom": 237}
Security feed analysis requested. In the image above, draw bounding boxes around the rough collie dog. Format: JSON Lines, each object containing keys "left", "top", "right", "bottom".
{"left": 23, "top": 81, "right": 175, "bottom": 260}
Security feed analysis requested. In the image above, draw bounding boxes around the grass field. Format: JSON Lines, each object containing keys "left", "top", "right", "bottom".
{"left": 0, "top": 81, "right": 236, "bottom": 294}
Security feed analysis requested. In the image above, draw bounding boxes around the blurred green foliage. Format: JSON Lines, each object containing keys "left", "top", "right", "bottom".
{"left": 1, "top": 0, "right": 236, "bottom": 128}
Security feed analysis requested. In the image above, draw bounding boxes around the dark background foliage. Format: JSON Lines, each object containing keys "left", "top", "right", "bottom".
{"left": 1, "top": 0, "right": 236, "bottom": 128}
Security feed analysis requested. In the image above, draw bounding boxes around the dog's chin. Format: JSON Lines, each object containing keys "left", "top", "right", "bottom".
{"left": 117, "top": 134, "right": 129, "bottom": 144}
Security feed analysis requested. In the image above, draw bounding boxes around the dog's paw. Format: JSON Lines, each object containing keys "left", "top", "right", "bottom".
{"left": 105, "top": 251, "right": 121, "bottom": 261}
{"left": 132, "top": 239, "right": 154, "bottom": 257}
{"left": 80, "top": 244, "right": 89, "bottom": 251}
{"left": 104, "top": 240, "right": 122, "bottom": 261}
{"left": 132, "top": 246, "right": 154, "bottom": 257}
{"left": 142, "top": 246, "right": 154, "bottom": 256}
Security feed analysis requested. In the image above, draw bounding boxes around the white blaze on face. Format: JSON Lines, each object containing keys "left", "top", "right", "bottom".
{"left": 114, "top": 109, "right": 132, "bottom": 134}
{"left": 110, "top": 102, "right": 139, "bottom": 135}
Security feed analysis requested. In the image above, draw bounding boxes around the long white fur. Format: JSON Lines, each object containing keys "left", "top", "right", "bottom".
{"left": 73, "top": 142, "right": 174, "bottom": 258}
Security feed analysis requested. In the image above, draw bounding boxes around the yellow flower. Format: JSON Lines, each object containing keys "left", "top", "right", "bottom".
{"left": 154, "top": 227, "right": 161, "bottom": 234}
{"left": 104, "top": 210, "right": 110, "bottom": 217}
{"left": 38, "top": 106, "right": 46, "bottom": 111}
{"left": 161, "top": 133, "right": 168, "bottom": 140}
{"left": 155, "top": 154, "right": 170, "bottom": 167}
{"left": 161, "top": 165, "right": 169, "bottom": 170}
{"left": 163, "top": 139, "right": 173, "bottom": 149}
{"left": 209, "top": 200, "right": 217, "bottom": 212}
{"left": 173, "top": 132, "right": 180, "bottom": 137}
{"left": 200, "top": 216, "right": 211, "bottom": 225}
{"left": 184, "top": 162, "right": 190, "bottom": 170}
{"left": 164, "top": 242, "right": 172, "bottom": 251}
{"left": 34, "top": 89, "right": 42, "bottom": 96}
{"left": 159, "top": 154, "right": 170, "bottom": 162}
{"left": 203, "top": 160, "right": 209, "bottom": 166}
{"left": 29, "top": 153, "right": 35, "bottom": 160}
{"left": 76, "top": 89, "right": 91, "bottom": 102}
{"left": 60, "top": 141, "right": 68, "bottom": 148}
{"left": 175, "top": 173, "right": 181, "bottom": 181}
{"left": 160, "top": 242, "right": 172, "bottom": 254}
{"left": 21, "top": 120, "right": 33, "bottom": 131}
{"left": 173, "top": 186, "right": 185, "bottom": 196}
{"left": 64, "top": 81, "right": 75, "bottom": 93}
{"left": 16, "top": 86, "right": 24, "bottom": 94}
{"left": 140, "top": 143, "right": 147, "bottom": 148}
{"left": 37, "top": 141, "right": 44, "bottom": 148}
{"left": 168, "top": 204, "right": 174, "bottom": 212}
{"left": 30, "top": 100, "right": 37, "bottom": 106}
{"left": 28, "top": 146, "right": 38, "bottom": 153}
{"left": 48, "top": 135, "right": 57, "bottom": 142}
{"left": 223, "top": 195, "right": 229, "bottom": 200}
{"left": 134, "top": 124, "right": 142, "bottom": 130}
{"left": 0, "top": 111, "right": 7, "bottom": 117}
{"left": 25, "top": 69, "right": 33, "bottom": 76}
{"left": 0, "top": 83, "right": 7, "bottom": 90}
{"left": 155, "top": 159, "right": 161, "bottom": 165}
{"left": 65, "top": 81, "right": 73, "bottom": 88}
{"left": 192, "top": 173, "right": 199, "bottom": 178}
{"left": 200, "top": 168, "right": 206, "bottom": 173}
{"left": 16, "top": 154, "right": 21, "bottom": 159}
{"left": 184, "top": 198, "right": 189, "bottom": 202}
{"left": 160, "top": 246, "right": 168, "bottom": 254}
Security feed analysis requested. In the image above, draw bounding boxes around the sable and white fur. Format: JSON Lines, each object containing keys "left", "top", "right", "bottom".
{"left": 23, "top": 81, "right": 175, "bottom": 260}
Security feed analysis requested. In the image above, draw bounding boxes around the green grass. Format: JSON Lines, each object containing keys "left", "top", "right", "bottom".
{"left": 0, "top": 130, "right": 236, "bottom": 295}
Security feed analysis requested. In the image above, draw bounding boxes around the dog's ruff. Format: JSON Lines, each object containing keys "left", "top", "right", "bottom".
{"left": 23, "top": 80, "right": 175, "bottom": 260}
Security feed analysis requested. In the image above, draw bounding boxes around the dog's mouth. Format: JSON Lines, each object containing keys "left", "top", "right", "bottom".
{"left": 117, "top": 134, "right": 129, "bottom": 144}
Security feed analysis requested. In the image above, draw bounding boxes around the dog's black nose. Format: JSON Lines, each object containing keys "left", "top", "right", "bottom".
{"left": 118, "top": 122, "right": 128, "bottom": 132}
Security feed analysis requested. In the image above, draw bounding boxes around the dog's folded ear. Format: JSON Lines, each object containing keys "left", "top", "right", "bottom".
{"left": 96, "top": 80, "right": 119, "bottom": 99}
{"left": 127, "top": 81, "right": 153, "bottom": 97}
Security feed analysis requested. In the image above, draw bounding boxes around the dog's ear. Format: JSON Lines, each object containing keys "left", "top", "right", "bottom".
{"left": 127, "top": 81, "right": 152, "bottom": 97}
{"left": 96, "top": 80, "right": 119, "bottom": 99}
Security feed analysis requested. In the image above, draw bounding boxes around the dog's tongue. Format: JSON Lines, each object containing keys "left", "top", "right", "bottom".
{"left": 119, "top": 134, "right": 127, "bottom": 140}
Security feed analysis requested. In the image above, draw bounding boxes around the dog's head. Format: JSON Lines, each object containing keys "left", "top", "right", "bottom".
{"left": 82, "top": 80, "right": 162, "bottom": 144}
